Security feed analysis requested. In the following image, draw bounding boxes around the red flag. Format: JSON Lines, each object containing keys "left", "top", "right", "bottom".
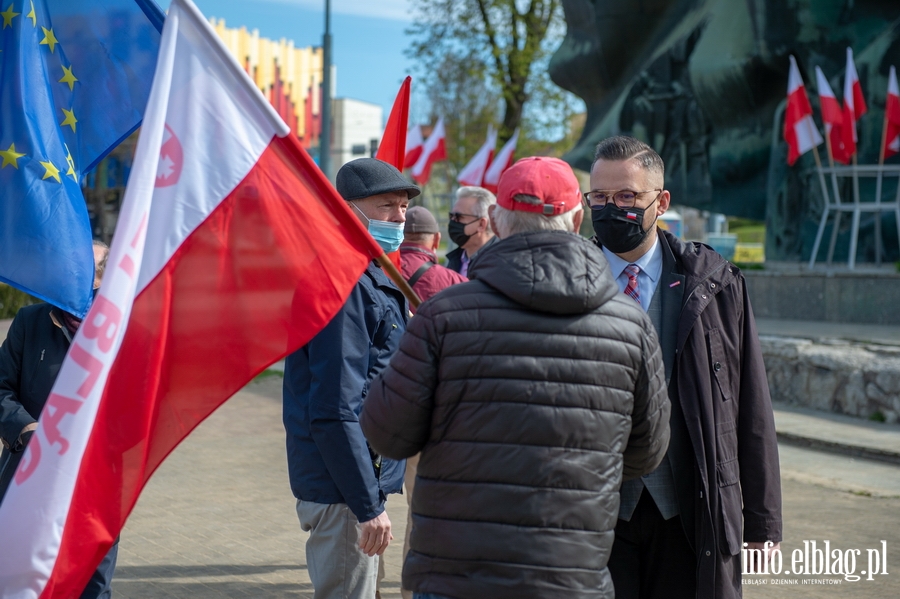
{"left": 410, "top": 117, "right": 446, "bottom": 185}
{"left": 0, "top": 0, "right": 382, "bottom": 595}
{"left": 784, "top": 56, "right": 823, "bottom": 166}
{"left": 815, "top": 66, "right": 851, "bottom": 164}
{"left": 842, "top": 47, "right": 868, "bottom": 157}
{"left": 375, "top": 76, "right": 411, "bottom": 169}
{"left": 457, "top": 126, "right": 497, "bottom": 186}
{"left": 885, "top": 66, "right": 900, "bottom": 159}
{"left": 482, "top": 128, "right": 520, "bottom": 192}
{"left": 404, "top": 124, "right": 424, "bottom": 169}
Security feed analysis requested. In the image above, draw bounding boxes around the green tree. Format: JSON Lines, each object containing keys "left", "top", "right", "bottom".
{"left": 407, "top": 0, "right": 574, "bottom": 146}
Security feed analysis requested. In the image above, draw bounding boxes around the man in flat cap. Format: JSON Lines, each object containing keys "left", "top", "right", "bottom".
{"left": 283, "top": 158, "right": 419, "bottom": 599}
{"left": 400, "top": 206, "right": 467, "bottom": 314}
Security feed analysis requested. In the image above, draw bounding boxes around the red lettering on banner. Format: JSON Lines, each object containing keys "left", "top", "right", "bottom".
{"left": 119, "top": 254, "right": 136, "bottom": 278}
{"left": 42, "top": 393, "right": 83, "bottom": 455}
{"left": 81, "top": 295, "right": 122, "bottom": 353}
{"left": 70, "top": 343, "right": 103, "bottom": 399}
{"left": 14, "top": 436, "right": 41, "bottom": 484}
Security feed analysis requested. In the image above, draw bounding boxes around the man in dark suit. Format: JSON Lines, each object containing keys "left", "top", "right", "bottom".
{"left": 587, "top": 136, "right": 782, "bottom": 599}
{"left": 0, "top": 241, "right": 117, "bottom": 599}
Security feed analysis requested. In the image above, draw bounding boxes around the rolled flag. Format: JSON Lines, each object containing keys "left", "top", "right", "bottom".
{"left": 483, "top": 128, "right": 519, "bottom": 192}
{"left": 375, "top": 76, "right": 411, "bottom": 169}
{"left": 410, "top": 117, "right": 446, "bottom": 185}
{"left": 842, "top": 47, "right": 868, "bottom": 157}
{"left": 885, "top": 66, "right": 900, "bottom": 159}
{"left": 815, "top": 66, "right": 851, "bottom": 164}
{"left": 784, "top": 56, "right": 823, "bottom": 166}
{"left": 457, "top": 126, "right": 498, "bottom": 187}
{"left": 0, "top": 0, "right": 382, "bottom": 595}
{"left": 404, "top": 124, "right": 424, "bottom": 169}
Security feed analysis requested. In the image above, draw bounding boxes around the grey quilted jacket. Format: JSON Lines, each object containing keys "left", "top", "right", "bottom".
{"left": 361, "top": 230, "right": 670, "bottom": 599}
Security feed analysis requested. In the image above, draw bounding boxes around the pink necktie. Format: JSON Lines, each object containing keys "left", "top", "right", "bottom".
{"left": 623, "top": 264, "right": 640, "bottom": 303}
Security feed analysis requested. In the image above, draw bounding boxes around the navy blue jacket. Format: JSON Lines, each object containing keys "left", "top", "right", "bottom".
{"left": 283, "top": 262, "right": 407, "bottom": 522}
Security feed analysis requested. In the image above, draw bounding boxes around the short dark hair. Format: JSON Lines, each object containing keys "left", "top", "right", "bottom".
{"left": 592, "top": 136, "right": 665, "bottom": 178}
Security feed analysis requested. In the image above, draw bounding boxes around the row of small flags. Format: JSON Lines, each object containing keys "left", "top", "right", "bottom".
{"left": 785, "top": 48, "right": 900, "bottom": 166}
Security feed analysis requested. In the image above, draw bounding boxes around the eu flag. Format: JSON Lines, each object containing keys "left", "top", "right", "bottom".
{"left": 0, "top": 0, "right": 164, "bottom": 317}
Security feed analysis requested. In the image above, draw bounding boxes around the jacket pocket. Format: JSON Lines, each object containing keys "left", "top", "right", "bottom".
{"left": 717, "top": 457, "right": 743, "bottom": 556}
{"left": 706, "top": 328, "right": 732, "bottom": 401}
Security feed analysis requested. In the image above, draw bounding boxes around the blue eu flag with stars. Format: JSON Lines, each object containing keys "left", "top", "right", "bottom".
{"left": 0, "top": 0, "right": 164, "bottom": 317}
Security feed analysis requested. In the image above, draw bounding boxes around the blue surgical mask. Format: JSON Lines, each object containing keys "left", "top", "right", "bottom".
{"left": 350, "top": 202, "right": 405, "bottom": 253}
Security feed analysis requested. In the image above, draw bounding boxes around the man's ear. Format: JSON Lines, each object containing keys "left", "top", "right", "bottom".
{"left": 572, "top": 209, "right": 584, "bottom": 233}
{"left": 488, "top": 204, "right": 500, "bottom": 237}
{"left": 432, "top": 232, "right": 441, "bottom": 251}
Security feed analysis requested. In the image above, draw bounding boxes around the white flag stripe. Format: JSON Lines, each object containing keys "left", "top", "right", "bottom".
{"left": 411, "top": 117, "right": 445, "bottom": 177}
{"left": 484, "top": 128, "right": 519, "bottom": 186}
{"left": 136, "top": 0, "right": 287, "bottom": 294}
{"left": 457, "top": 126, "right": 497, "bottom": 185}
{"left": 0, "top": 5, "right": 181, "bottom": 595}
{"left": 815, "top": 66, "right": 835, "bottom": 99}
{"left": 889, "top": 65, "right": 899, "bottom": 97}
{"left": 788, "top": 55, "right": 803, "bottom": 94}
{"left": 794, "top": 115, "right": 824, "bottom": 153}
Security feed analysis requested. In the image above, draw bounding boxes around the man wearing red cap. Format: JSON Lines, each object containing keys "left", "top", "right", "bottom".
{"left": 360, "top": 156, "right": 671, "bottom": 599}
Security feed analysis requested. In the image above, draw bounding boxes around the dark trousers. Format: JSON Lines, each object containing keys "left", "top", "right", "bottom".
{"left": 608, "top": 492, "right": 696, "bottom": 599}
{"left": 79, "top": 541, "right": 119, "bottom": 599}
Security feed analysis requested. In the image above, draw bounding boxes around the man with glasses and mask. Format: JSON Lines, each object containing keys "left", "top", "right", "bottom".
{"left": 445, "top": 186, "right": 497, "bottom": 276}
{"left": 587, "top": 136, "right": 782, "bottom": 599}
{"left": 283, "top": 157, "right": 417, "bottom": 599}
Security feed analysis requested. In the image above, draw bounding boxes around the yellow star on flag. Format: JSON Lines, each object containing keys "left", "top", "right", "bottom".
{"left": 25, "top": 0, "right": 35, "bottom": 27}
{"left": 0, "top": 143, "right": 25, "bottom": 169}
{"left": 60, "top": 107, "right": 77, "bottom": 132}
{"left": 0, "top": 4, "right": 19, "bottom": 29}
{"left": 64, "top": 145, "right": 77, "bottom": 182}
{"left": 39, "top": 27, "right": 58, "bottom": 53}
{"left": 59, "top": 65, "right": 78, "bottom": 90}
{"left": 40, "top": 160, "right": 60, "bottom": 183}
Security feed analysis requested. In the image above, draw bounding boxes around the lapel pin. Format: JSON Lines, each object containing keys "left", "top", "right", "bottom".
{"left": 669, "top": 281, "right": 681, "bottom": 288}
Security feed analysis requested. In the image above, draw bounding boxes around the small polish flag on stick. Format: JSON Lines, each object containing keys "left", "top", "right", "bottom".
{"left": 457, "top": 126, "right": 497, "bottom": 187}
{"left": 482, "top": 128, "right": 519, "bottom": 193}
{"left": 842, "top": 47, "right": 868, "bottom": 158}
{"left": 404, "top": 124, "right": 424, "bottom": 169}
{"left": 410, "top": 118, "right": 447, "bottom": 185}
{"left": 0, "top": 0, "right": 386, "bottom": 596}
{"left": 882, "top": 66, "right": 900, "bottom": 161}
{"left": 784, "top": 55, "right": 823, "bottom": 166}
{"left": 815, "top": 66, "right": 851, "bottom": 165}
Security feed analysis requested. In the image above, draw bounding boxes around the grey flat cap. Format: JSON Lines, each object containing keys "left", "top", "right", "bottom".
{"left": 336, "top": 158, "right": 421, "bottom": 201}
{"left": 404, "top": 206, "right": 439, "bottom": 234}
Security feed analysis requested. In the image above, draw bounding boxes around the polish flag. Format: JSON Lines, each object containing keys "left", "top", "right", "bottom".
{"left": 815, "top": 66, "right": 851, "bottom": 164}
{"left": 482, "top": 128, "right": 519, "bottom": 193}
{"left": 375, "top": 76, "right": 411, "bottom": 169}
{"left": 404, "top": 124, "right": 424, "bottom": 169}
{"left": 626, "top": 212, "right": 638, "bottom": 220}
{"left": 784, "top": 56, "right": 823, "bottom": 166}
{"left": 0, "top": 0, "right": 381, "bottom": 596}
{"left": 457, "top": 126, "right": 497, "bottom": 187}
{"left": 410, "top": 117, "right": 446, "bottom": 185}
{"left": 842, "top": 47, "right": 868, "bottom": 157}
{"left": 885, "top": 66, "right": 900, "bottom": 159}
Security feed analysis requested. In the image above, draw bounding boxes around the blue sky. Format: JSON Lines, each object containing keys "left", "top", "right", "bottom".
{"left": 160, "top": 0, "right": 416, "bottom": 119}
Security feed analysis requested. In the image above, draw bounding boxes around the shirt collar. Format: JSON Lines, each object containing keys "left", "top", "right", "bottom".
{"left": 601, "top": 231, "right": 662, "bottom": 283}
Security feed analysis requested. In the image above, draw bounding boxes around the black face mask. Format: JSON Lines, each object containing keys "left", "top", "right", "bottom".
{"left": 448, "top": 219, "right": 473, "bottom": 248}
{"left": 591, "top": 203, "right": 656, "bottom": 253}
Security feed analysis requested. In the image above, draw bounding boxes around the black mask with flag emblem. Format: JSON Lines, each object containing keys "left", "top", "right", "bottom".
{"left": 591, "top": 203, "right": 656, "bottom": 254}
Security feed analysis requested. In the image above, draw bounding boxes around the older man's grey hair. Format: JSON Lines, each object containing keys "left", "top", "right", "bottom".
{"left": 492, "top": 195, "right": 583, "bottom": 239}
{"left": 592, "top": 135, "right": 665, "bottom": 179}
{"left": 456, "top": 186, "right": 496, "bottom": 218}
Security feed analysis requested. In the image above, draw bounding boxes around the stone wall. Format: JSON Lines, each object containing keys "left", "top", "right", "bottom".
{"left": 761, "top": 336, "right": 900, "bottom": 423}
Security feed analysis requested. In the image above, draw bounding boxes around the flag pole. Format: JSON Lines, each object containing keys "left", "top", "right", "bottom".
{"left": 377, "top": 253, "right": 422, "bottom": 309}
{"left": 874, "top": 106, "right": 890, "bottom": 264}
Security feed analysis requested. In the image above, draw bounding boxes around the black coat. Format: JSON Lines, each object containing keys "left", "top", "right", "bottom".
{"left": 361, "top": 231, "right": 671, "bottom": 599}
{"left": 0, "top": 303, "right": 71, "bottom": 501}
{"left": 612, "top": 230, "right": 783, "bottom": 599}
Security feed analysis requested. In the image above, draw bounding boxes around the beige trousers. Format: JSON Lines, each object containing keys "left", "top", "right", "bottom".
{"left": 400, "top": 453, "right": 420, "bottom": 599}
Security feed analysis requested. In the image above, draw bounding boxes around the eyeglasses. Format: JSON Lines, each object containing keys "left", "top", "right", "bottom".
{"left": 448, "top": 212, "right": 483, "bottom": 223}
{"left": 583, "top": 189, "right": 662, "bottom": 209}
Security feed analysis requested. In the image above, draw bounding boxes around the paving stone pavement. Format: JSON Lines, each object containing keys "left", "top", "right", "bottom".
{"left": 114, "top": 375, "right": 407, "bottom": 598}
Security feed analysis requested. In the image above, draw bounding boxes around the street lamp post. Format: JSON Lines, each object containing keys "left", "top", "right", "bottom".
{"left": 319, "top": 0, "right": 332, "bottom": 180}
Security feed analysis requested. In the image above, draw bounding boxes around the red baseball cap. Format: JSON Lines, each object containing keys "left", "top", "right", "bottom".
{"left": 496, "top": 156, "right": 581, "bottom": 216}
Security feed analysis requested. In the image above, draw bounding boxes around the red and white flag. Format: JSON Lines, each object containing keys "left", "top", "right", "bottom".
{"left": 842, "top": 47, "right": 868, "bottom": 157}
{"left": 482, "top": 128, "right": 519, "bottom": 192}
{"left": 885, "top": 65, "right": 900, "bottom": 159}
{"left": 457, "top": 126, "right": 497, "bottom": 187}
{"left": 403, "top": 124, "right": 424, "bottom": 170}
{"left": 784, "top": 56, "right": 823, "bottom": 166}
{"left": 0, "top": 0, "right": 381, "bottom": 596}
{"left": 815, "top": 66, "right": 851, "bottom": 164}
{"left": 410, "top": 117, "right": 446, "bottom": 185}
{"left": 375, "top": 76, "right": 411, "bottom": 169}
